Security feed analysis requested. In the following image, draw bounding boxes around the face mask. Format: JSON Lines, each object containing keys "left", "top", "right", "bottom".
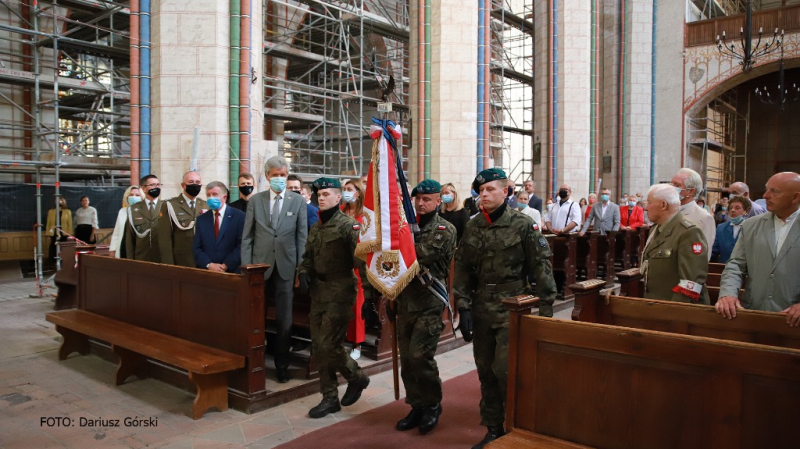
{"left": 127, "top": 196, "right": 142, "bottom": 206}
{"left": 546, "top": 203, "right": 554, "bottom": 211}
{"left": 721, "top": 206, "right": 727, "bottom": 211}
{"left": 185, "top": 184, "right": 202, "bottom": 197}
{"left": 471, "top": 189, "right": 478, "bottom": 198}
{"left": 442, "top": 194, "right": 454, "bottom": 204}
{"left": 206, "top": 197, "right": 222, "bottom": 210}
{"left": 507, "top": 187, "right": 514, "bottom": 197}
{"left": 558, "top": 189, "right": 568, "bottom": 200}
{"left": 629, "top": 201, "right": 637, "bottom": 207}
{"left": 269, "top": 177, "right": 286, "bottom": 193}
{"left": 519, "top": 203, "right": 528, "bottom": 210}
{"left": 239, "top": 185, "right": 254, "bottom": 196}
{"left": 342, "top": 191, "right": 357, "bottom": 203}
{"left": 600, "top": 194, "right": 610, "bottom": 202}
{"left": 148, "top": 188, "right": 161, "bottom": 198}
{"left": 730, "top": 215, "right": 744, "bottom": 225}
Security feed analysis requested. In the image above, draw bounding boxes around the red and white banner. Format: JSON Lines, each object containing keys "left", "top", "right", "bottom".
{"left": 355, "top": 123, "right": 418, "bottom": 300}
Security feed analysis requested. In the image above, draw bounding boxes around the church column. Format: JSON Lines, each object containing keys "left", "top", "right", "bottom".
{"left": 654, "top": 0, "right": 684, "bottom": 182}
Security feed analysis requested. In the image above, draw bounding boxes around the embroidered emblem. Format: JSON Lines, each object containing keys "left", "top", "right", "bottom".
{"left": 532, "top": 224, "right": 540, "bottom": 231}
{"left": 361, "top": 214, "right": 371, "bottom": 236}
{"left": 691, "top": 243, "right": 702, "bottom": 254}
{"left": 434, "top": 233, "right": 443, "bottom": 241}
{"left": 438, "top": 225, "right": 446, "bottom": 230}
{"left": 158, "top": 212, "right": 163, "bottom": 217}
{"left": 538, "top": 237, "right": 547, "bottom": 248}
{"left": 376, "top": 253, "right": 400, "bottom": 278}
{"left": 353, "top": 224, "right": 360, "bottom": 230}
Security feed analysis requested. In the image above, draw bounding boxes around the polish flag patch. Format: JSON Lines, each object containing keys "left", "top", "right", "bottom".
{"left": 691, "top": 243, "right": 703, "bottom": 254}
{"left": 438, "top": 225, "right": 447, "bottom": 230}
{"left": 353, "top": 224, "right": 360, "bottom": 230}
{"left": 672, "top": 279, "right": 703, "bottom": 302}
{"left": 532, "top": 224, "right": 540, "bottom": 231}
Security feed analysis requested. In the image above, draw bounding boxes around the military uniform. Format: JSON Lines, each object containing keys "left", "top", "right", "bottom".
{"left": 298, "top": 178, "right": 369, "bottom": 418}
{"left": 453, "top": 168, "right": 558, "bottom": 439}
{"left": 157, "top": 195, "right": 207, "bottom": 267}
{"left": 124, "top": 199, "right": 161, "bottom": 262}
{"left": 641, "top": 211, "right": 710, "bottom": 304}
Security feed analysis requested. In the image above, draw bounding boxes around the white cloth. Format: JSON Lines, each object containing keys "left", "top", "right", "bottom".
{"left": 519, "top": 206, "right": 542, "bottom": 225}
{"left": 775, "top": 209, "right": 800, "bottom": 254}
{"left": 680, "top": 200, "right": 716, "bottom": 260}
{"left": 548, "top": 198, "right": 582, "bottom": 233}
{"left": 74, "top": 206, "right": 98, "bottom": 229}
{"left": 732, "top": 223, "right": 741, "bottom": 239}
{"left": 109, "top": 207, "right": 128, "bottom": 257}
{"left": 600, "top": 203, "right": 609, "bottom": 218}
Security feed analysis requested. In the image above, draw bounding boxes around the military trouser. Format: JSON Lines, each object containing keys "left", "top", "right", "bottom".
{"left": 310, "top": 305, "right": 364, "bottom": 398}
{"left": 397, "top": 301, "right": 444, "bottom": 408}
{"left": 472, "top": 308, "right": 509, "bottom": 428}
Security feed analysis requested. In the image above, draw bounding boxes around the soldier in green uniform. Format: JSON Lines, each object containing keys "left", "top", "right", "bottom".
{"left": 297, "top": 178, "right": 370, "bottom": 418}
{"left": 641, "top": 183, "right": 710, "bottom": 304}
{"left": 157, "top": 171, "right": 207, "bottom": 267}
{"left": 390, "top": 180, "right": 456, "bottom": 435}
{"left": 125, "top": 174, "right": 163, "bottom": 262}
{"left": 453, "top": 168, "right": 558, "bottom": 449}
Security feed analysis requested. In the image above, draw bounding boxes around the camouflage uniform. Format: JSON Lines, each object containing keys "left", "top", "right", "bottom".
{"left": 157, "top": 195, "right": 207, "bottom": 267}
{"left": 453, "top": 206, "right": 558, "bottom": 428}
{"left": 397, "top": 213, "right": 457, "bottom": 409}
{"left": 298, "top": 208, "right": 367, "bottom": 399}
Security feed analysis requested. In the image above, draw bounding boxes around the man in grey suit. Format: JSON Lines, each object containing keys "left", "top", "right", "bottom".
{"left": 241, "top": 156, "right": 308, "bottom": 382}
{"left": 717, "top": 172, "right": 800, "bottom": 326}
{"left": 580, "top": 188, "right": 620, "bottom": 235}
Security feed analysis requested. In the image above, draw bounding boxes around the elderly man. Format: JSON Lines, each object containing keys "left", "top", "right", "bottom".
{"left": 580, "top": 188, "right": 620, "bottom": 235}
{"left": 671, "top": 168, "right": 716, "bottom": 259}
{"left": 523, "top": 179, "right": 543, "bottom": 213}
{"left": 193, "top": 181, "right": 244, "bottom": 273}
{"left": 546, "top": 183, "right": 582, "bottom": 235}
{"left": 641, "top": 184, "right": 710, "bottom": 304}
{"left": 728, "top": 181, "right": 767, "bottom": 218}
{"left": 717, "top": 172, "right": 800, "bottom": 326}
{"left": 241, "top": 156, "right": 308, "bottom": 383}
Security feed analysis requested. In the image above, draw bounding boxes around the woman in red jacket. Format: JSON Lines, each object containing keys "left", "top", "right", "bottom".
{"left": 620, "top": 192, "right": 644, "bottom": 230}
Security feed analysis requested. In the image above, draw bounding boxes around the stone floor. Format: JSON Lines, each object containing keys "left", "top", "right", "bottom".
{"left": 0, "top": 279, "right": 572, "bottom": 448}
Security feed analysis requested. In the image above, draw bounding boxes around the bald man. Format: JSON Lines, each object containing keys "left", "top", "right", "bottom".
{"left": 728, "top": 181, "right": 767, "bottom": 218}
{"left": 718, "top": 172, "right": 800, "bottom": 326}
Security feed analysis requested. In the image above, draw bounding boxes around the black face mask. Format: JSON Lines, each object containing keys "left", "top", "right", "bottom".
{"left": 148, "top": 188, "right": 161, "bottom": 198}
{"left": 507, "top": 187, "right": 514, "bottom": 198}
{"left": 558, "top": 189, "right": 568, "bottom": 200}
{"left": 239, "top": 185, "right": 254, "bottom": 196}
{"left": 185, "top": 184, "right": 202, "bottom": 197}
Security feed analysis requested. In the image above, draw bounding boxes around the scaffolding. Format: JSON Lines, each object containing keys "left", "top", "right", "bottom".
{"left": 488, "top": 0, "right": 534, "bottom": 185}
{"left": 263, "top": 0, "right": 410, "bottom": 179}
{"left": 0, "top": 0, "right": 131, "bottom": 290}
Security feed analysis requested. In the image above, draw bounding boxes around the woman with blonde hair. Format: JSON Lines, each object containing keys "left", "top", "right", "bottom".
{"left": 46, "top": 197, "right": 73, "bottom": 263}
{"left": 439, "top": 182, "right": 469, "bottom": 242}
{"left": 109, "top": 186, "right": 142, "bottom": 258}
{"left": 340, "top": 180, "right": 366, "bottom": 360}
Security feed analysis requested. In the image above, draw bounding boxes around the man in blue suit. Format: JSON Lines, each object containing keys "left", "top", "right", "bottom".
{"left": 711, "top": 195, "right": 750, "bottom": 264}
{"left": 288, "top": 174, "right": 319, "bottom": 230}
{"left": 194, "top": 181, "right": 245, "bottom": 273}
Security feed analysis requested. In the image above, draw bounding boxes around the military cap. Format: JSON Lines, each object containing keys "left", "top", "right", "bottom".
{"left": 471, "top": 167, "right": 507, "bottom": 192}
{"left": 411, "top": 179, "right": 442, "bottom": 197}
{"left": 312, "top": 177, "right": 341, "bottom": 193}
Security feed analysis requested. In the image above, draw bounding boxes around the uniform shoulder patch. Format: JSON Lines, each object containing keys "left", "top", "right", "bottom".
{"left": 353, "top": 224, "right": 360, "bottom": 230}
{"left": 437, "top": 225, "right": 447, "bottom": 230}
{"left": 681, "top": 220, "right": 694, "bottom": 228}
{"left": 538, "top": 237, "right": 548, "bottom": 248}
{"left": 691, "top": 242, "right": 703, "bottom": 254}
{"left": 532, "top": 223, "right": 540, "bottom": 231}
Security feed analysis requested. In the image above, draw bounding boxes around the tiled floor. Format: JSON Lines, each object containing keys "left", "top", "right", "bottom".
{"left": 0, "top": 279, "right": 571, "bottom": 448}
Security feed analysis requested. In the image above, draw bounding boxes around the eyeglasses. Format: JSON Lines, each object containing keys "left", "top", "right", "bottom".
{"left": 144, "top": 183, "right": 161, "bottom": 188}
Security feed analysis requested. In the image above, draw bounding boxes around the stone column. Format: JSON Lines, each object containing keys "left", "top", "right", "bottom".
{"left": 654, "top": 0, "right": 684, "bottom": 182}
{"left": 624, "top": 0, "right": 654, "bottom": 195}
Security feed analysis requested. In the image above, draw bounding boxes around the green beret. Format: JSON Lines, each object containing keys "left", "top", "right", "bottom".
{"left": 472, "top": 168, "right": 507, "bottom": 192}
{"left": 411, "top": 179, "right": 441, "bottom": 197}
{"left": 312, "top": 177, "right": 341, "bottom": 193}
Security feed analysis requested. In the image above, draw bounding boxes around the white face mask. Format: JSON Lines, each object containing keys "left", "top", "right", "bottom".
{"left": 546, "top": 203, "right": 554, "bottom": 211}
{"left": 342, "top": 191, "right": 357, "bottom": 203}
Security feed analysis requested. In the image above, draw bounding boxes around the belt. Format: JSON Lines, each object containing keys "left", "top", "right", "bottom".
{"left": 483, "top": 279, "right": 526, "bottom": 293}
{"left": 318, "top": 271, "right": 353, "bottom": 282}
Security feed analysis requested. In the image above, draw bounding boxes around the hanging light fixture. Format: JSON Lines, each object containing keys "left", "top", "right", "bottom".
{"left": 716, "top": 0, "right": 784, "bottom": 72}
{"left": 754, "top": 47, "right": 800, "bottom": 110}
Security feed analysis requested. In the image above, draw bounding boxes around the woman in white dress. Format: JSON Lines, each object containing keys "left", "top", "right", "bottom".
{"left": 109, "top": 186, "right": 142, "bottom": 258}
{"left": 515, "top": 191, "right": 542, "bottom": 226}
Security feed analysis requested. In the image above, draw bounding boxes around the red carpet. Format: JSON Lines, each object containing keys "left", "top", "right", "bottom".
{"left": 276, "top": 370, "right": 485, "bottom": 449}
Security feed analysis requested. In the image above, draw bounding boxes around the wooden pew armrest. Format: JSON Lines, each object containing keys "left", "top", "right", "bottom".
{"left": 487, "top": 430, "right": 592, "bottom": 449}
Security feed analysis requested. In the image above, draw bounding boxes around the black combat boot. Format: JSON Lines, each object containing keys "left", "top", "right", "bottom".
{"left": 308, "top": 396, "right": 341, "bottom": 418}
{"left": 395, "top": 407, "right": 424, "bottom": 431}
{"left": 472, "top": 426, "right": 506, "bottom": 449}
{"left": 340, "top": 375, "right": 370, "bottom": 406}
{"left": 417, "top": 403, "right": 442, "bottom": 434}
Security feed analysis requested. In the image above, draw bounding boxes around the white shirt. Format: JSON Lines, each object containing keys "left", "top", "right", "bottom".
{"left": 732, "top": 223, "right": 742, "bottom": 240}
{"left": 110, "top": 207, "right": 128, "bottom": 257}
{"left": 519, "top": 206, "right": 542, "bottom": 225}
{"left": 600, "top": 202, "right": 609, "bottom": 218}
{"left": 269, "top": 189, "right": 285, "bottom": 220}
{"left": 145, "top": 198, "right": 159, "bottom": 212}
{"left": 182, "top": 193, "right": 198, "bottom": 210}
{"left": 548, "top": 198, "right": 582, "bottom": 233}
{"left": 680, "top": 200, "right": 716, "bottom": 259}
{"left": 74, "top": 206, "right": 98, "bottom": 229}
{"left": 212, "top": 204, "right": 227, "bottom": 230}
{"left": 775, "top": 209, "right": 799, "bottom": 254}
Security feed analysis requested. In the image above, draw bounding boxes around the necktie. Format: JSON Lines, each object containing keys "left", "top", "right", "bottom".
{"left": 271, "top": 195, "right": 281, "bottom": 227}
{"left": 214, "top": 211, "right": 220, "bottom": 239}
{"left": 190, "top": 200, "right": 195, "bottom": 211}
{"left": 149, "top": 201, "right": 155, "bottom": 213}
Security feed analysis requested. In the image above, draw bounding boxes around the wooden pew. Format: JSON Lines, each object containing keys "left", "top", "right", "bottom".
{"left": 570, "top": 280, "right": 793, "bottom": 347}
{"left": 576, "top": 231, "right": 615, "bottom": 287}
{"left": 47, "top": 254, "right": 269, "bottom": 416}
{"left": 54, "top": 242, "right": 109, "bottom": 310}
{"left": 709, "top": 262, "right": 725, "bottom": 274}
{"left": 495, "top": 296, "right": 800, "bottom": 449}
{"left": 545, "top": 234, "right": 576, "bottom": 301}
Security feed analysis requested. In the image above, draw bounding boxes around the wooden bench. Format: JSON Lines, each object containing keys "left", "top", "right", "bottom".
{"left": 576, "top": 231, "right": 616, "bottom": 287}
{"left": 570, "top": 280, "right": 800, "bottom": 349}
{"left": 48, "top": 254, "right": 270, "bottom": 414}
{"left": 54, "top": 242, "right": 109, "bottom": 310}
{"left": 494, "top": 296, "right": 800, "bottom": 448}
{"left": 47, "top": 309, "right": 244, "bottom": 419}
{"left": 544, "top": 234, "right": 577, "bottom": 301}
